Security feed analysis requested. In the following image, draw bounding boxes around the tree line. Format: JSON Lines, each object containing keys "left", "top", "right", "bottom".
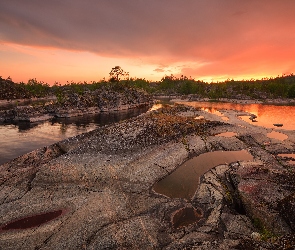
{"left": 1, "top": 67, "right": 295, "bottom": 100}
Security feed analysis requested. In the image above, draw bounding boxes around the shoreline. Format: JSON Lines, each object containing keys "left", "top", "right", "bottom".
{"left": 155, "top": 95, "right": 295, "bottom": 105}
{"left": 0, "top": 94, "right": 294, "bottom": 124}
{"left": 0, "top": 102, "right": 154, "bottom": 123}
{"left": 0, "top": 104, "right": 295, "bottom": 248}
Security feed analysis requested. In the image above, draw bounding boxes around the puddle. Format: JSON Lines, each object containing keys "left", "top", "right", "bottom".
{"left": 278, "top": 154, "right": 295, "bottom": 159}
{"left": 278, "top": 154, "right": 295, "bottom": 165}
{"left": 194, "top": 116, "right": 204, "bottom": 120}
{"left": 0, "top": 209, "right": 66, "bottom": 231}
{"left": 267, "top": 131, "right": 288, "bottom": 141}
{"left": 172, "top": 207, "right": 202, "bottom": 229}
{"left": 216, "top": 132, "right": 237, "bottom": 137}
{"left": 153, "top": 150, "right": 253, "bottom": 200}
{"left": 222, "top": 116, "right": 229, "bottom": 121}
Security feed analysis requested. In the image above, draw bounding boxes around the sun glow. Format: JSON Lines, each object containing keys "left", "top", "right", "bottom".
{"left": 0, "top": 42, "right": 294, "bottom": 85}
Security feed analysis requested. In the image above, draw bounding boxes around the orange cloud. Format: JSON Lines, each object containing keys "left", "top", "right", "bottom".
{"left": 0, "top": 1, "right": 295, "bottom": 83}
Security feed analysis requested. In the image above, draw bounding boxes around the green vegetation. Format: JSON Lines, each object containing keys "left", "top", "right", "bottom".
{"left": 252, "top": 217, "right": 277, "bottom": 241}
{"left": 20, "top": 78, "right": 50, "bottom": 98}
{"left": 1, "top": 70, "right": 295, "bottom": 101}
{"left": 154, "top": 74, "right": 295, "bottom": 99}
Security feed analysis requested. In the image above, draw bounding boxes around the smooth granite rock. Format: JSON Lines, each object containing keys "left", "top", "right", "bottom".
{"left": 1, "top": 104, "right": 295, "bottom": 249}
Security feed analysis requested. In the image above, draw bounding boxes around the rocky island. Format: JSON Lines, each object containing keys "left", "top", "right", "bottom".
{"left": 0, "top": 78, "right": 153, "bottom": 123}
{"left": 1, "top": 101, "right": 295, "bottom": 249}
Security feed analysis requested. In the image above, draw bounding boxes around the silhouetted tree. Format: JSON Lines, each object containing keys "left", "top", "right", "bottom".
{"left": 109, "top": 66, "right": 129, "bottom": 82}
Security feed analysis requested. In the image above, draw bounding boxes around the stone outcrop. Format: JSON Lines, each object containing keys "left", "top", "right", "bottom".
{"left": 0, "top": 104, "right": 295, "bottom": 249}
{"left": 0, "top": 85, "right": 153, "bottom": 123}
{"left": 0, "top": 79, "right": 32, "bottom": 100}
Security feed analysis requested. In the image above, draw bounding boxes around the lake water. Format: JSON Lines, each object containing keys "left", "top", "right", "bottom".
{"left": 178, "top": 101, "right": 295, "bottom": 130}
{"left": 0, "top": 107, "right": 149, "bottom": 165}
{"left": 1, "top": 101, "right": 294, "bottom": 165}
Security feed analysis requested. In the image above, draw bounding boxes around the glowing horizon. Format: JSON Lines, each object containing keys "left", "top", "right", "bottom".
{"left": 1, "top": 1, "right": 295, "bottom": 85}
{"left": 1, "top": 42, "right": 292, "bottom": 85}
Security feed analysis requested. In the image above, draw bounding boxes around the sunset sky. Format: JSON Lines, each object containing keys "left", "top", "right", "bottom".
{"left": 1, "top": 0, "right": 295, "bottom": 84}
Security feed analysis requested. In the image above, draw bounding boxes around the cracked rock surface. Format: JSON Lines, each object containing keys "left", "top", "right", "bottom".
{"left": 0, "top": 104, "right": 295, "bottom": 249}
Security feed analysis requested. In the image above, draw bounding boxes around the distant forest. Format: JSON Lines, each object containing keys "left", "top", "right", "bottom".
{"left": 1, "top": 73, "right": 295, "bottom": 100}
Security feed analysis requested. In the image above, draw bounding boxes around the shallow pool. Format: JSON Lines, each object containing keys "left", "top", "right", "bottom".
{"left": 153, "top": 150, "right": 253, "bottom": 200}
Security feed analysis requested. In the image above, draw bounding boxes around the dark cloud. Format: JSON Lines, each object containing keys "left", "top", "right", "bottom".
{"left": 1, "top": 0, "right": 295, "bottom": 78}
{"left": 154, "top": 68, "right": 165, "bottom": 73}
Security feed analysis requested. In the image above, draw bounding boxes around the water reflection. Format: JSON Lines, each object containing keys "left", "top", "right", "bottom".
{"left": 278, "top": 154, "right": 295, "bottom": 159}
{"left": 0, "top": 107, "right": 150, "bottom": 165}
{"left": 148, "top": 103, "right": 163, "bottom": 111}
{"left": 201, "top": 107, "right": 223, "bottom": 116}
{"left": 178, "top": 101, "right": 295, "bottom": 130}
{"left": 0, "top": 98, "right": 55, "bottom": 111}
{"left": 277, "top": 154, "right": 295, "bottom": 165}
{"left": 153, "top": 150, "right": 253, "bottom": 200}
{"left": 267, "top": 131, "right": 288, "bottom": 141}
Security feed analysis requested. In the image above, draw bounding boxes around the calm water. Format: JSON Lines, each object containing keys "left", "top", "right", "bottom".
{"left": 153, "top": 150, "right": 253, "bottom": 200}
{"left": 178, "top": 101, "right": 295, "bottom": 130}
{"left": 0, "top": 209, "right": 66, "bottom": 230}
{"left": 0, "top": 107, "right": 150, "bottom": 165}
{"left": 1, "top": 101, "right": 295, "bottom": 165}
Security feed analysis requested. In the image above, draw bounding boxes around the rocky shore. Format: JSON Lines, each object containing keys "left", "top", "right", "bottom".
{"left": 0, "top": 85, "right": 153, "bottom": 123}
{"left": 155, "top": 95, "right": 295, "bottom": 105}
{"left": 0, "top": 104, "right": 295, "bottom": 249}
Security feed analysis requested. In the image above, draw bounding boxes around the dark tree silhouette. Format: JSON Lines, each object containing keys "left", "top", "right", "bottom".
{"left": 109, "top": 66, "right": 129, "bottom": 82}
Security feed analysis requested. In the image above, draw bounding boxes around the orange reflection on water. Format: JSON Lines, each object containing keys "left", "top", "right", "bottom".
{"left": 178, "top": 101, "right": 295, "bottom": 130}
{"left": 148, "top": 103, "right": 163, "bottom": 111}
{"left": 267, "top": 131, "right": 288, "bottom": 141}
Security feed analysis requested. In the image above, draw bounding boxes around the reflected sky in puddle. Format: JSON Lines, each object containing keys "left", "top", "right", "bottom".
{"left": 153, "top": 150, "right": 253, "bottom": 200}
{"left": 277, "top": 154, "right": 295, "bottom": 165}
{"left": 267, "top": 131, "right": 288, "bottom": 141}
{"left": 278, "top": 154, "right": 295, "bottom": 159}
